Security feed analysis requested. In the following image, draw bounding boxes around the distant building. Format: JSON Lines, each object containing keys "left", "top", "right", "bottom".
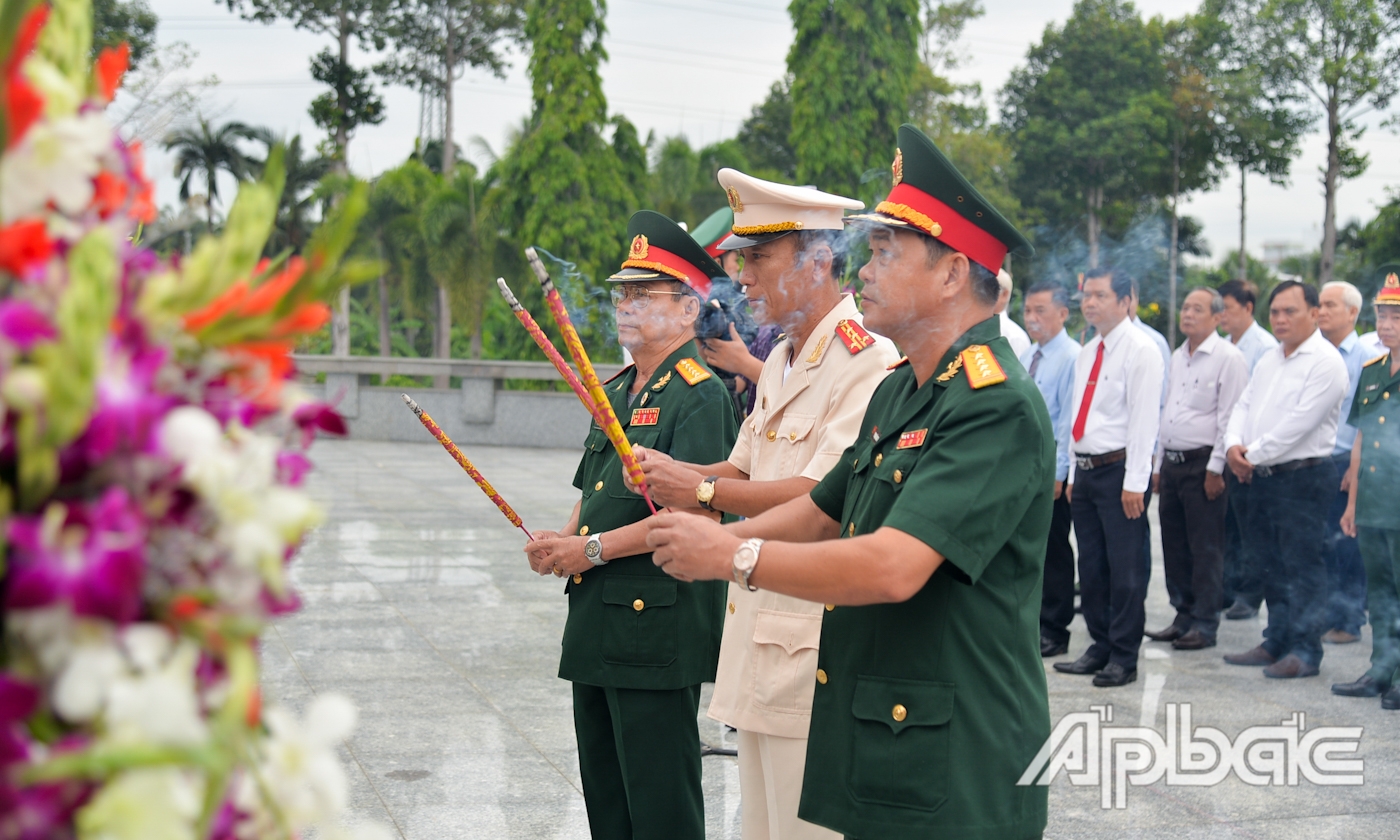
{"left": 1261, "top": 241, "right": 1304, "bottom": 271}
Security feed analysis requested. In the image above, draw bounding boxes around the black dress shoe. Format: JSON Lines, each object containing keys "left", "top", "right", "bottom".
{"left": 1383, "top": 686, "right": 1400, "bottom": 710}
{"left": 1332, "top": 674, "right": 1389, "bottom": 697}
{"left": 1225, "top": 599, "right": 1259, "bottom": 620}
{"left": 1041, "top": 637, "right": 1069, "bottom": 657}
{"left": 1172, "top": 629, "right": 1216, "bottom": 650}
{"left": 1092, "top": 663, "right": 1138, "bottom": 687}
{"left": 1145, "top": 623, "right": 1187, "bottom": 642}
{"left": 1053, "top": 652, "right": 1107, "bottom": 675}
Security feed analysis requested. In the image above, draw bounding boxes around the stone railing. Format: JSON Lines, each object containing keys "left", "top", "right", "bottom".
{"left": 293, "top": 355, "right": 626, "bottom": 449}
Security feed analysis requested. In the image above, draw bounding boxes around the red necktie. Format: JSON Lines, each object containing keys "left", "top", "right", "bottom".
{"left": 1072, "top": 340, "right": 1105, "bottom": 443}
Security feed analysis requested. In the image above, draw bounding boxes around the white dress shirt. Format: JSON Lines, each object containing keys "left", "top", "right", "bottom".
{"left": 1231, "top": 321, "right": 1279, "bottom": 373}
{"left": 1225, "top": 327, "right": 1349, "bottom": 467}
{"left": 1068, "top": 320, "right": 1164, "bottom": 493}
{"left": 999, "top": 311, "right": 1032, "bottom": 360}
{"left": 1156, "top": 332, "right": 1249, "bottom": 474}
{"left": 1132, "top": 316, "right": 1172, "bottom": 407}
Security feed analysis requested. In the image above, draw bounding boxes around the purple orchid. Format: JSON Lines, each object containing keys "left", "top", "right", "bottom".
{"left": 5, "top": 487, "right": 147, "bottom": 624}
{"left": 75, "top": 340, "right": 176, "bottom": 464}
{"left": 291, "top": 401, "right": 347, "bottom": 449}
{"left": 0, "top": 300, "right": 56, "bottom": 351}
{"left": 275, "top": 450, "right": 312, "bottom": 486}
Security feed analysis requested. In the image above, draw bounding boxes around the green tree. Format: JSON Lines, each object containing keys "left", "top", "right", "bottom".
{"left": 365, "top": 160, "right": 438, "bottom": 357}
{"left": 489, "top": 0, "right": 638, "bottom": 352}
{"left": 735, "top": 77, "right": 796, "bottom": 181}
{"left": 1254, "top": 0, "right": 1400, "bottom": 284}
{"left": 1001, "top": 0, "right": 1174, "bottom": 267}
{"left": 93, "top": 0, "right": 156, "bottom": 68}
{"left": 645, "top": 135, "right": 750, "bottom": 227}
{"left": 375, "top": 0, "right": 524, "bottom": 177}
{"left": 256, "top": 134, "right": 333, "bottom": 254}
{"left": 221, "top": 0, "right": 389, "bottom": 171}
{"left": 164, "top": 117, "right": 259, "bottom": 230}
{"left": 788, "top": 0, "right": 920, "bottom": 199}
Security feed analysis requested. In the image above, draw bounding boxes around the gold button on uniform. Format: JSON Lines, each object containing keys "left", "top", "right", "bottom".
{"left": 767, "top": 430, "right": 777, "bottom": 441}
{"left": 892, "top": 704, "right": 907, "bottom": 722}
{"left": 573, "top": 574, "right": 582, "bottom": 584}
{"left": 848, "top": 522, "right": 856, "bottom": 537}
{"left": 728, "top": 602, "right": 735, "bottom": 614}
{"left": 1371, "top": 465, "right": 1377, "bottom": 473}
{"left": 825, "top": 603, "right": 835, "bottom": 611}
{"left": 816, "top": 668, "right": 828, "bottom": 685}
{"left": 579, "top": 525, "right": 589, "bottom": 536}
{"left": 1381, "top": 417, "right": 1387, "bottom": 424}
{"left": 894, "top": 470, "right": 904, "bottom": 484}
{"left": 595, "top": 480, "right": 604, "bottom": 491}
{"left": 789, "top": 431, "right": 797, "bottom": 441}
{"left": 1386, "top": 392, "right": 1391, "bottom": 399}
{"left": 874, "top": 453, "right": 883, "bottom": 467}
{"left": 633, "top": 599, "right": 645, "bottom": 611}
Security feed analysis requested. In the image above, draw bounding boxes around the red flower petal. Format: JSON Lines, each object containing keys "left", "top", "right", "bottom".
{"left": 93, "top": 43, "right": 128, "bottom": 103}
{"left": 5, "top": 6, "right": 48, "bottom": 78}
{"left": 238, "top": 257, "right": 305, "bottom": 317}
{"left": 0, "top": 219, "right": 52, "bottom": 276}
{"left": 5, "top": 76, "right": 43, "bottom": 149}
{"left": 91, "top": 171, "right": 128, "bottom": 218}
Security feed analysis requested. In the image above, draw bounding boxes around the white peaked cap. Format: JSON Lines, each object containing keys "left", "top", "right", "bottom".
{"left": 716, "top": 168, "right": 865, "bottom": 250}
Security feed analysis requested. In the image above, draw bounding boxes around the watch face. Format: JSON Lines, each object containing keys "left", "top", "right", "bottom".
{"left": 697, "top": 481, "right": 715, "bottom": 503}
{"left": 584, "top": 538, "right": 602, "bottom": 559}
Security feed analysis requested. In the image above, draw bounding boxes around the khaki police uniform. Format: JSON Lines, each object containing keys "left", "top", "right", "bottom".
{"left": 709, "top": 295, "right": 898, "bottom": 840}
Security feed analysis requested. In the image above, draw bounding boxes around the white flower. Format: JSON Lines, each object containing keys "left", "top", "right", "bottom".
{"left": 158, "top": 406, "right": 225, "bottom": 467}
{"left": 105, "top": 629, "right": 207, "bottom": 747}
{"left": 75, "top": 767, "right": 204, "bottom": 840}
{"left": 236, "top": 693, "right": 356, "bottom": 835}
{"left": 51, "top": 625, "right": 123, "bottom": 723}
{"left": 1, "top": 112, "right": 112, "bottom": 222}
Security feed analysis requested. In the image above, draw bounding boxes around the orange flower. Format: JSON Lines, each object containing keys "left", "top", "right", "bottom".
{"left": 91, "top": 170, "right": 128, "bottom": 218}
{"left": 0, "top": 219, "right": 52, "bottom": 275}
{"left": 94, "top": 43, "right": 129, "bottom": 103}
{"left": 225, "top": 339, "right": 296, "bottom": 407}
{"left": 182, "top": 280, "right": 249, "bottom": 333}
{"left": 238, "top": 256, "right": 304, "bottom": 317}
{"left": 270, "top": 302, "right": 330, "bottom": 338}
{"left": 4, "top": 5, "right": 49, "bottom": 149}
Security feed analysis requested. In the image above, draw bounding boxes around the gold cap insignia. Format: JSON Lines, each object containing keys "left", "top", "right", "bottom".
{"left": 1388, "top": 273, "right": 1399, "bottom": 288}
{"left": 892, "top": 148, "right": 904, "bottom": 186}
{"left": 628, "top": 235, "right": 649, "bottom": 261}
{"left": 726, "top": 186, "right": 744, "bottom": 213}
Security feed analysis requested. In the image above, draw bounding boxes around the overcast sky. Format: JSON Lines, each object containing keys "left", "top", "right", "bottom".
{"left": 140, "top": 0, "right": 1400, "bottom": 267}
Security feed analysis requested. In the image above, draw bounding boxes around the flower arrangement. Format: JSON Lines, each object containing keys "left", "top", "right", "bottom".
{"left": 0, "top": 0, "right": 381, "bottom": 837}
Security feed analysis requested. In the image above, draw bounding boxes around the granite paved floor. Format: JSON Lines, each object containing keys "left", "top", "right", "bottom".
{"left": 265, "top": 440, "right": 1400, "bottom": 840}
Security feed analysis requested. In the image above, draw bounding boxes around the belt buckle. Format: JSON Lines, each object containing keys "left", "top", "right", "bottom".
{"left": 1255, "top": 464, "right": 1274, "bottom": 478}
{"left": 1075, "top": 455, "right": 1094, "bottom": 471}
{"left": 1165, "top": 450, "right": 1184, "bottom": 465}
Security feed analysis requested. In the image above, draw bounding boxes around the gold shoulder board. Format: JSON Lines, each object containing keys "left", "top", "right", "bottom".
{"left": 1363, "top": 353, "right": 1390, "bottom": 368}
{"left": 675, "top": 358, "right": 713, "bottom": 386}
{"left": 960, "top": 345, "right": 1006, "bottom": 389}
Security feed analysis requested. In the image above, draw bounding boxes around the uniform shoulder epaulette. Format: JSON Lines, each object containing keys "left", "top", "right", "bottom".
{"left": 888, "top": 356, "right": 910, "bottom": 370}
{"left": 835, "top": 319, "right": 876, "bottom": 354}
{"left": 675, "top": 357, "right": 712, "bottom": 386}
{"left": 602, "top": 364, "right": 634, "bottom": 386}
{"left": 960, "top": 344, "right": 1006, "bottom": 389}
{"left": 1364, "top": 353, "right": 1390, "bottom": 368}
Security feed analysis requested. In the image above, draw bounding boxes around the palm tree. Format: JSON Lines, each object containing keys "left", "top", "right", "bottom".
{"left": 366, "top": 160, "right": 438, "bottom": 357}
{"left": 247, "top": 133, "right": 333, "bottom": 254}
{"left": 163, "top": 117, "right": 259, "bottom": 230}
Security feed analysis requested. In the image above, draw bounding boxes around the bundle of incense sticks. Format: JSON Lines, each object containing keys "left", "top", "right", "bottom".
{"left": 401, "top": 394, "right": 534, "bottom": 540}
{"left": 525, "top": 247, "right": 658, "bottom": 515}
{"left": 495, "top": 277, "right": 604, "bottom": 427}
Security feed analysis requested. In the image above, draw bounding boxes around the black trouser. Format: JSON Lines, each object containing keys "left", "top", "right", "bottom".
{"left": 572, "top": 682, "right": 705, "bottom": 840}
{"left": 1158, "top": 454, "right": 1227, "bottom": 637}
{"left": 1040, "top": 492, "right": 1076, "bottom": 646}
{"left": 1224, "top": 476, "right": 1262, "bottom": 608}
{"left": 1245, "top": 461, "right": 1336, "bottom": 666}
{"left": 1072, "top": 459, "right": 1151, "bottom": 670}
{"left": 1325, "top": 451, "right": 1367, "bottom": 635}
{"left": 1360, "top": 527, "right": 1400, "bottom": 685}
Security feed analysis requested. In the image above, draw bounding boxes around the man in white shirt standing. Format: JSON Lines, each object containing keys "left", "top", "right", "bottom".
{"left": 1054, "top": 268, "right": 1164, "bottom": 687}
{"left": 1145, "top": 288, "right": 1248, "bottom": 650}
{"left": 1219, "top": 279, "right": 1280, "bottom": 373}
{"left": 1223, "top": 280, "right": 1349, "bottom": 678}
{"left": 996, "top": 268, "right": 1032, "bottom": 359}
{"left": 1318, "top": 281, "right": 1369, "bottom": 645}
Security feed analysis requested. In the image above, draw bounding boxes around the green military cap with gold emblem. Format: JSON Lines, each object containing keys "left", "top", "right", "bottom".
{"left": 846, "top": 123, "right": 1032, "bottom": 274}
{"left": 716, "top": 168, "right": 864, "bottom": 250}
{"left": 1375, "top": 263, "right": 1400, "bottom": 306}
{"left": 609, "top": 209, "right": 727, "bottom": 299}
{"left": 689, "top": 206, "right": 733, "bottom": 258}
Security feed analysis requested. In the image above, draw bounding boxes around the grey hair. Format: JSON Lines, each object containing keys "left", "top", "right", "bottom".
{"left": 1186, "top": 286, "right": 1224, "bottom": 315}
{"left": 923, "top": 236, "right": 999, "bottom": 306}
{"left": 1322, "top": 280, "right": 1363, "bottom": 312}
{"left": 1025, "top": 280, "right": 1071, "bottom": 310}
{"left": 792, "top": 230, "right": 847, "bottom": 281}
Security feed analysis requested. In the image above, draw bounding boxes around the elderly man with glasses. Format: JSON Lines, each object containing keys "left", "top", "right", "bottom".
{"left": 523, "top": 210, "right": 739, "bottom": 840}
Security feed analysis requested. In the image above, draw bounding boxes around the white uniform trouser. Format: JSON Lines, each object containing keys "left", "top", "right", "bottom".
{"left": 736, "top": 729, "right": 841, "bottom": 840}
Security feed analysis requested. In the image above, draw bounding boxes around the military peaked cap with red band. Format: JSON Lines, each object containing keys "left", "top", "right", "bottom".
{"left": 1374, "top": 263, "right": 1400, "bottom": 306}
{"left": 846, "top": 124, "right": 1032, "bottom": 274}
{"left": 609, "top": 209, "right": 726, "bottom": 298}
{"left": 689, "top": 206, "right": 734, "bottom": 258}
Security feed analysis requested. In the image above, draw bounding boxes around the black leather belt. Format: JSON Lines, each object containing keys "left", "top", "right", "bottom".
{"left": 1074, "top": 449, "right": 1126, "bottom": 470}
{"left": 1164, "top": 446, "right": 1213, "bottom": 465}
{"left": 1254, "top": 456, "right": 1330, "bottom": 478}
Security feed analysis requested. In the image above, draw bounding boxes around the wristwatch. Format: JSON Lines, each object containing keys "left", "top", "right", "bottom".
{"left": 584, "top": 534, "right": 606, "bottom": 566}
{"left": 732, "top": 538, "right": 764, "bottom": 592}
{"left": 696, "top": 476, "right": 719, "bottom": 512}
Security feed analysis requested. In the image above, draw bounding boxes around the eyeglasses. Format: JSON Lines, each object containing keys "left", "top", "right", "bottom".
{"left": 610, "top": 285, "right": 687, "bottom": 308}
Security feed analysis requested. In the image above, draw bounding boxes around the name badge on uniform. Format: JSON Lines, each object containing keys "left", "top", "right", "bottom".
{"left": 897, "top": 429, "right": 928, "bottom": 449}
{"left": 631, "top": 407, "right": 660, "bottom": 426}
{"left": 1367, "top": 383, "right": 1380, "bottom": 391}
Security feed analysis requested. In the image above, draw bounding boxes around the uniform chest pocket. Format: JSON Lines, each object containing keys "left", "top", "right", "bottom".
{"left": 600, "top": 575, "right": 678, "bottom": 667}
{"left": 772, "top": 414, "right": 817, "bottom": 476}
{"left": 750, "top": 610, "right": 823, "bottom": 713}
{"left": 848, "top": 676, "right": 954, "bottom": 813}
{"left": 1184, "top": 378, "right": 1218, "bottom": 411}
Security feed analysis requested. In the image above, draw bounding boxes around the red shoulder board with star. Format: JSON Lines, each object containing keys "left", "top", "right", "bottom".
{"left": 674, "top": 358, "right": 712, "bottom": 385}
{"left": 960, "top": 345, "right": 1006, "bottom": 389}
{"left": 835, "top": 319, "right": 876, "bottom": 354}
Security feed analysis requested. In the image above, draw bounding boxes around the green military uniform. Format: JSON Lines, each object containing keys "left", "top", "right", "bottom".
{"left": 1349, "top": 266, "right": 1400, "bottom": 694}
{"left": 561, "top": 211, "right": 739, "bottom": 840}
{"left": 798, "top": 125, "right": 1053, "bottom": 839}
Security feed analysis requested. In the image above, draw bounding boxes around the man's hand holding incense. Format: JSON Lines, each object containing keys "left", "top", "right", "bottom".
{"left": 627, "top": 446, "right": 707, "bottom": 510}
{"left": 524, "top": 532, "right": 592, "bottom": 578}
